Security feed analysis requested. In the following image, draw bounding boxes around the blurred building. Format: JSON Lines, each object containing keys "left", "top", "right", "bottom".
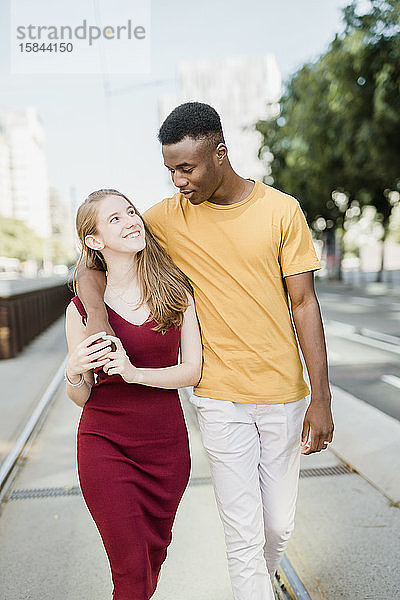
{"left": 160, "top": 54, "right": 281, "bottom": 180}
{"left": 0, "top": 107, "right": 50, "bottom": 238}
{"left": 48, "top": 187, "right": 76, "bottom": 264}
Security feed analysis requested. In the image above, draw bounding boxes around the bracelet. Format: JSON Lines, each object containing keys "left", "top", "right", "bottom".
{"left": 64, "top": 370, "right": 85, "bottom": 387}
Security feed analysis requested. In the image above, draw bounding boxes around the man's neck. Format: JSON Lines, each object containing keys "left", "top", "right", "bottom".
{"left": 208, "top": 170, "right": 255, "bottom": 206}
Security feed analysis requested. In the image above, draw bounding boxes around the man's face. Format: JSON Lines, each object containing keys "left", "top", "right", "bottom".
{"left": 162, "top": 136, "right": 222, "bottom": 205}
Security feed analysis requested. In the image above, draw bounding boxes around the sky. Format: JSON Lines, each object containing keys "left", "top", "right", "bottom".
{"left": 0, "top": 0, "right": 351, "bottom": 214}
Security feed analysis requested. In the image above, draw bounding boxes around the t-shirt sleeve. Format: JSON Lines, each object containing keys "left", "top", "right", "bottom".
{"left": 279, "top": 200, "right": 321, "bottom": 277}
{"left": 142, "top": 201, "right": 168, "bottom": 253}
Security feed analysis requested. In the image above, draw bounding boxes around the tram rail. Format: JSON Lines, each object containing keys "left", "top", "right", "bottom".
{"left": 0, "top": 357, "right": 67, "bottom": 504}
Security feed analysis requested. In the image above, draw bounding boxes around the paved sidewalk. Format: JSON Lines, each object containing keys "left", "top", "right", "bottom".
{"left": 0, "top": 316, "right": 67, "bottom": 463}
{"left": 288, "top": 449, "right": 400, "bottom": 599}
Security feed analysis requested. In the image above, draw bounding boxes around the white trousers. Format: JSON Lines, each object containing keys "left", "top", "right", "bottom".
{"left": 189, "top": 394, "right": 309, "bottom": 600}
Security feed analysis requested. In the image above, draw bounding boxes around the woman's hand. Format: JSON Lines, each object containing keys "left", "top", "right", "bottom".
{"left": 102, "top": 335, "right": 139, "bottom": 383}
{"left": 66, "top": 331, "right": 112, "bottom": 382}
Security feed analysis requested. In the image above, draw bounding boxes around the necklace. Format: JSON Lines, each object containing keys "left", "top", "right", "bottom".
{"left": 106, "top": 282, "right": 143, "bottom": 310}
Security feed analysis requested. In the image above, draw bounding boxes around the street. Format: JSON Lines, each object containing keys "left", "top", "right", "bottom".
{"left": 316, "top": 280, "right": 400, "bottom": 421}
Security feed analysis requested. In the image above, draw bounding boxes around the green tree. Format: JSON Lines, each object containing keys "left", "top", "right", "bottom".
{"left": 342, "top": 0, "right": 400, "bottom": 279}
{"left": 257, "top": 0, "right": 400, "bottom": 280}
{"left": 0, "top": 217, "right": 44, "bottom": 262}
{"left": 49, "top": 237, "right": 76, "bottom": 266}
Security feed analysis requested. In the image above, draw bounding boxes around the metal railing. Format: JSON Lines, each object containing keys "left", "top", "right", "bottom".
{"left": 0, "top": 277, "right": 73, "bottom": 359}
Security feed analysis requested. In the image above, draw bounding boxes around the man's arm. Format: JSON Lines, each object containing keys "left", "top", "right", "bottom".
{"left": 76, "top": 264, "right": 114, "bottom": 337}
{"left": 284, "top": 271, "right": 334, "bottom": 455}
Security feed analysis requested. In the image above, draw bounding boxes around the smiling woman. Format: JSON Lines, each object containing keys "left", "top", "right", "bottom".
{"left": 64, "top": 188, "right": 202, "bottom": 600}
{"left": 73, "top": 188, "right": 191, "bottom": 332}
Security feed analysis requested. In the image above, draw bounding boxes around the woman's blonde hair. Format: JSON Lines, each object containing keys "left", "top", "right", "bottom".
{"left": 73, "top": 189, "right": 192, "bottom": 333}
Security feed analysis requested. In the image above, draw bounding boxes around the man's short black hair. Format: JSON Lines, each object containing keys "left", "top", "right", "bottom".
{"left": 158, "top": 102, "right": 225, "bottom": 149}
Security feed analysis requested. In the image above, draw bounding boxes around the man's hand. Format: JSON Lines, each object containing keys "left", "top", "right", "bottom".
{"left": 301, "top": 397, "right": 334, "bottom": 454}
{"left": 66, "top": 331, "right": 112, "bottom": 381}
{"left": 102, "top": 335, "right": 139, "bottom": 383}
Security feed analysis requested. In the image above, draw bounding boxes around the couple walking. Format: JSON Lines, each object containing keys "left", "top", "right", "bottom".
{"left": 65, "top": 102, "right": 334, "bottom": 600}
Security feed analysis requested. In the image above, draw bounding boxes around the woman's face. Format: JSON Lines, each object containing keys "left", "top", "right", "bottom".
{"left": 86, "top": 195, "right": 146, "bottom": 255}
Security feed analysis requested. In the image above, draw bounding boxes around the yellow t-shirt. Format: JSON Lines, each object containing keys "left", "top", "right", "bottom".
{"left": 143, "top": 181, "right": 321, "bottom": 404}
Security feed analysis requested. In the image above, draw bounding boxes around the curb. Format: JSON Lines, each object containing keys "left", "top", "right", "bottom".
{"left": 330, "top": 384, "right": 400, "bottom": 505}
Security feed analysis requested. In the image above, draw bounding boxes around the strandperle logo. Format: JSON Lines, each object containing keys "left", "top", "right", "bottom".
{"left": 11, "top": 0, "right": 150, "bottom": 75}
{"left": 16, "top": 19, "right": 146, "bottom": 46}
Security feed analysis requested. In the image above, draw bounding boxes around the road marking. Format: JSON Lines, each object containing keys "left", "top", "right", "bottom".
{"left": 327, "top": 321, "right": 400, "bottom": 355}
{"left": 320, "top": 295, "right": 400, "bottom": 311}
{"left": 320, "top": 294, "right": 375, "bottom": 307}
{"left": 319, "top": 293, "right": 344, "bottom": 301}
{"left": 349, "top": 297, "right": 376, "bottom": 307}
{"left": 328, "top": 320, "right": 354, "bottom": 334}
{"left": 327, "top": 351, "right": 341, "bottom": 361}
{"left": 381, "top": 375, "right": 400, "bottom": 390}
{"left": 360, "top": 328, "right": 400, "bottom": 346}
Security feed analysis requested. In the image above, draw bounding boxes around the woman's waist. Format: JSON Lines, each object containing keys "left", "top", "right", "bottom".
{"left": 88, "top": 381, "right": 179, "bottom": 402}
{"left": 79, "top": 386, "right": 186, "bottom": 438}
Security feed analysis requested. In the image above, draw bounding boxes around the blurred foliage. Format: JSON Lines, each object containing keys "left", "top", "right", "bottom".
{"left": 0, "top": 217, "right": 44, "bottom": 262}
{"left": 257, "top": 0, "right": 400, "bottom": 278}
{"left": 49, "top": 237, "right": 77, "bottom": 267}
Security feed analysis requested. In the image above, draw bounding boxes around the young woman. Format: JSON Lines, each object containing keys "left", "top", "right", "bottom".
{"left": 65, "top": 189, "right": 202, "bottom": 600}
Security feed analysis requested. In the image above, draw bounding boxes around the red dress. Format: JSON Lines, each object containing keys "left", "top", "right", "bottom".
{"left": 71, "top": 297, "right": 190, "bottom": 600}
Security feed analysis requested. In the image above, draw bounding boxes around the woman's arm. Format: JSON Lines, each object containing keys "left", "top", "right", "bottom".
{"left": 103, "top": 294, "right": 203, "bottom": 389}
{"left": 76, "top": 264, "right": 114, "bottom": 336}
{"left": 65, "top": 303, "right": 112, "bottom": 407}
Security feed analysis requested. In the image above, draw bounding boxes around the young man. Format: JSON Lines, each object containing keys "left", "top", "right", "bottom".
{"left": 78, "top": 102, "right": 334, "bottom": 600}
